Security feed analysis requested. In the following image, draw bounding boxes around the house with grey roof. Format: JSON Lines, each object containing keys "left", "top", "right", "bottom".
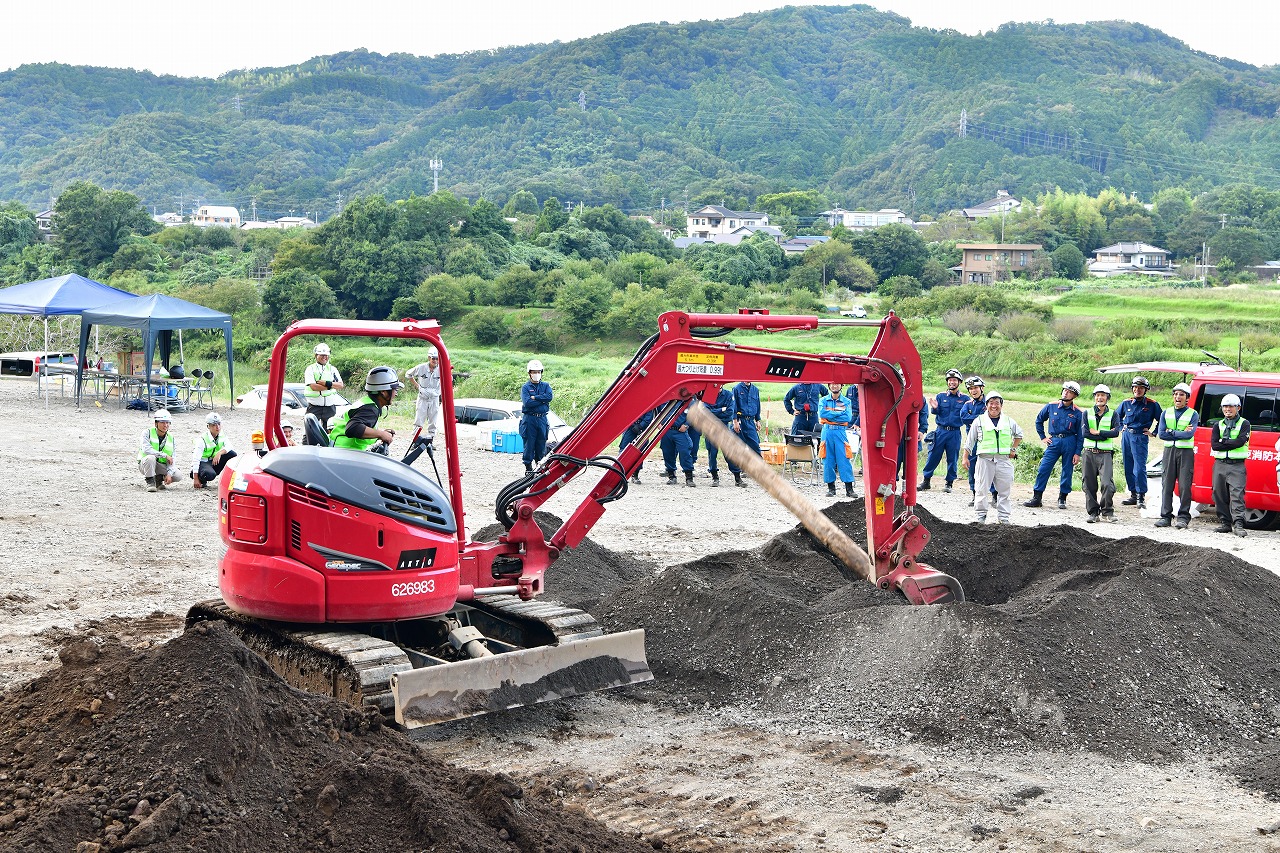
{"left": 686, "top": 205, "right": 769, "bottom": 239}
{"left": 1089, "top": 242, "right": 1175, "bottom": 277}
{"left": 819, "top": 207, "right": 913, "bottom": 231}
{"left": 958, "top": 190, "right": 1022, "bottom": 220}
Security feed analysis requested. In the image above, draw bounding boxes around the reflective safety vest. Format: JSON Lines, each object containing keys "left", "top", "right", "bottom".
{"left": 328, "top": 395, "right": 381, "bottom": 450}
{"left": 1084, "top": 407, "right": 1118, "bottom": 452}
{"left": 975, "top": 414, "right": 1015, "bottom": 457}
{"left": 138, "top": 428, "right": 175, "bottom": 463}
{"left": 303, "top": 362, "right": 343, "bottom": 403}
{"left": 199, "top": 431, "right": 226, "bottom": 460}
{"left": 1212, "top": 419, "right": 1249, "bottom": 460}
{"left": 1163, "top": 407, "right": 1196, "bottom": 449}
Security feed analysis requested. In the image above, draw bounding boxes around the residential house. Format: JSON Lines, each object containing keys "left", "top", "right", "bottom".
{"left": 958, "top": 190, "right": 1021, "bottom": 220}
{"left": 1088, "top": 242, "right": 1174, "bottom": 277}
{"left": 673, "top": 224, "right": 784, "bottom": 249}
{"left": 152, "top": 212, "right": 185, "bottom": 227}
{"left": 631, "top": 214, "right": 678, "bottom": 240}
{"left": 35, "top": 209, "right": 55, "bottom": 241}
{"left": 955, "top": 243, "right": 1043, "bottom": 284}
{"left": 779, "top": 235, "right": 830, "bottom": 256}
{"left": 190, "top": 205, "right": 242, "bottom": 229}
{"left": 819, "top": 207, "right": 914, "bottom": 231}
{"left": 686, "top": 205, "right": 769, "bottom": 239}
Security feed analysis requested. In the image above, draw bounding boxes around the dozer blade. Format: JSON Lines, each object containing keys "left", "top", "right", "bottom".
{"left": 391, "top": 629, "right": 651, "bottom": 728}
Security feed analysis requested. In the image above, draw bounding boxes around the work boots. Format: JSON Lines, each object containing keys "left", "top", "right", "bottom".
{"left": 710, "top": 472, "right": 720, "bottom": 487}
{"left": 685, "top": 472, "right": 696, "bottom": 488}
{"left": 1121, "top": 493, "right": 1138, "bottom": 506}
{"left": 734, "top": 472, "right": 747, "bottom": 489}
{"left": 1023, "top": 490, "right": 1044, "bottom": 508}
{"left": 665, "top": 473, "right": 677, "bottom": 486}
{"left": 145, "top": 477, "right": 157, "bottom": 493}
{"left": 918, "top": 477, "right": 932, "bottom": 491}
{"left": 1137, "top": 495, "right": 1146, "bottom": 509}
{"left": 968, "top": 492, "right": 975, "bottom": 507}
{"left": 524, "top": 463, "right": 534, "bottom": 474}
{"left": 845, "top": 482, "right": 855, "bottom": 498}
{"left": 1234, "top": 523, "right": 1248, "bottom": 538}
{"left": 1213, "top": 521, "right": 1233, "bottom": 533}
{"left": 630, "top": 473, "right": 641, "bottom": 485}
{"left": 827, "top": 483, "right": 837, "bottom": 497}
{"left": 1057, "top": 493, "right": 1067, "bottom": 509}
{"left": 155, "top": 478, "right": 167, "bottom": 491}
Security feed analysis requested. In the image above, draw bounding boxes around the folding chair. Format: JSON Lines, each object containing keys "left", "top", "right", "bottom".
{"left": 782, "top": 432, "right": 820, "bottom": 485}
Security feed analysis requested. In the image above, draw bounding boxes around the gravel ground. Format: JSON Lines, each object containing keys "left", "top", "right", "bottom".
{"left": 2, "top": 377, "right": 1280, "bottom": 852}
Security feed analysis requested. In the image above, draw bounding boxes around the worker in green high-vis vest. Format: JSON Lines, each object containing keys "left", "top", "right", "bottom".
{"left": 329, "top": 366, "right": 403, "bottom": 451}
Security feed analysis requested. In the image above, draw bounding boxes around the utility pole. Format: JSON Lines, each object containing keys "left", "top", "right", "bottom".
{"left": 1220, "top": 213, "right": 1228, "bottom": 229}
{"left": 578, "top": 91, "right": 587, "bottom": 112}
{"left": 429, "top": 159, "right": 443, "bottom": 194}
{"left": 335, "top": 191, "right": 344, "bottom": 215}
{"left": 660, "top": 197, "right": 666, "bottom": 225}
{"left": 250, "top": 198, "right": 257, "bottom": 222}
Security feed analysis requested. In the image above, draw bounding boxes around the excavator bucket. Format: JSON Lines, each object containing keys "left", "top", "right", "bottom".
{"left": 391, "top": 629, "right": 651, "bottom": 727}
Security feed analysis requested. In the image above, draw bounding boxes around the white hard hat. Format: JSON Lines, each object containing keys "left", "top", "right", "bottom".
{"left": 281, "top": 419, "right": 294, "bottom": 430}
{"left": 153, "top": 408, "right": 172, "bottom": 423}
{"left": 986, "top": 391, "right": 1004, "bottom": 403}
{"left": 527, "top": 359, "right": 544, "bottom": 372}
{"left": 945, "top": 368, "right": 963, "bottom": 380}
{"left": 1221, "top": 393, "right": 1242, "bottom": 407}
{"left": 1131, "top": 376, "right": 1150, "bottom": 388}
{"left": 1093, "top": 384, "right": 1111, "bottom": 396}
{"left": 1173, "top": 382, "right": 1192, "bottom": 395}
{"left": 205, "top": 412, "right": 221, "bottom": 425}
{"left": 1062, "top": 381, "right": 1081, "bottom": 395}
{"left": 314, "top": 343, "right": 331, "bottom": 356}
{"left": 427, "top": 346, "right": 439, "bottom": 358}
{"left": 365, "top": 366, "right": 404, "bottom": 393}
{"left": 966, "top": 375, "right": 984, "bottom": 388}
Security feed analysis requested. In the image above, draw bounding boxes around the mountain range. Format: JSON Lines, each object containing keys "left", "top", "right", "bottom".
{"left": 2, "top": 5, "right": 1278, "bottom": 219}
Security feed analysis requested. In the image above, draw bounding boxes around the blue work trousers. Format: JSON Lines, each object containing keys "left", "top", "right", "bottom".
{"left": 922, "top": 427, "right": 961, "bottom": 483}
{"left": 1033, "top": 436, "right": 1080, "bottom": 496}
{"left": 660, "top": 431, "right": 694, "bottom": 474}
{"left": 687, "top": 428, "right": 702, "bottom": 465}
{"left": 1121, "top": 431, "right": 1149, "bottom": 496}
{"left": 736, "top": 419, "right": 761, "bottom": 455}
{"left": 705, "top": 437, "right": 741, "bottom": 475}
{"left": 791, "top": 412, "right": 818, "bottom": 435}
{"left": 520, "top": 414, "right": 549, "bottom": 465}
{"left": 620, "top": 425, "right": 645, "bottom": 472}
{"left": 822, "top": 428, "right": 855, "bottom": 484}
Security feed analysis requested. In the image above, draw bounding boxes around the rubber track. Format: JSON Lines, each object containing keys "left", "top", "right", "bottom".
{"left": 187, "top": 596, "right": 609, "bottom": 718}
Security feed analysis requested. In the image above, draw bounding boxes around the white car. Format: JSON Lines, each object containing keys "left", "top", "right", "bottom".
{"left": 235, "top": 383, "right": 352, "bottom": 417}
{"left": 454, "top": 397, "right": 572, "bottom": 448}
{"left": 840, "top": 306, "right": 868, "bottom": 318}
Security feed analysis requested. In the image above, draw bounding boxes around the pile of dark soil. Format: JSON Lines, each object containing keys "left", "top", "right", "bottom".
{"left": 601, "top": 500, "right": 1280, "bottom": 773}
{"left": 475, "top": 512, "right": 654, "bottom": 613}
{"left": 0, "top": 622, "right": 663, "bottom": 852}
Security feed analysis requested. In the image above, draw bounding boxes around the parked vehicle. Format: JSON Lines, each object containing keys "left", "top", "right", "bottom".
{"left": 235, "top": 382, "right": 351, "bottom": 417}
{"left": 453, "top": 397, "right": 571, "bottom": 447}
{"left": 840, "top": 306, "right": 868, "bottom": 318}
{"left": 0, "top": 350, "right": 77, "bottom": 377}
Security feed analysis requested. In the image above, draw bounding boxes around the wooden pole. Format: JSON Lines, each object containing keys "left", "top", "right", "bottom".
{"left": 685, "top": 401, "right": 874, "bottom": 583}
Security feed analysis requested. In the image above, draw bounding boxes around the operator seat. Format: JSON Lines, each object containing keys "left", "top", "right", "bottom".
{"left": 304, "top": 413, "right": 331, "bottom": 447}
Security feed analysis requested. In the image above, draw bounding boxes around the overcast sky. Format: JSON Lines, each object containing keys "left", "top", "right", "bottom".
{"left": 4, "top": 1, "right": 1277, "bottom": 78}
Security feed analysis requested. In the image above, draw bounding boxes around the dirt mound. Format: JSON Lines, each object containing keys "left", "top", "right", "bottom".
{"left": 602, "top": 499, "right": 1280, "bottom": 766}
{"left": 475, "top": 511, "right": 655, "bottom": 613}
{"left": 0, "top": 622, "right": 662, "bottom": 853}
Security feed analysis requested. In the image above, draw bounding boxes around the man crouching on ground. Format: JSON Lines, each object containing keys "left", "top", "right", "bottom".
{"left": 138, "top": 408, "right": 176, "bottom": 492}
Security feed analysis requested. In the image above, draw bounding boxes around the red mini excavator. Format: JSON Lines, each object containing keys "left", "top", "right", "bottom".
{"left": 188, "top": 310, "right": 962, "bottom": 727}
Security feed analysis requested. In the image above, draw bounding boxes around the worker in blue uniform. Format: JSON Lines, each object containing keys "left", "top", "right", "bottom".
{"left": 784, "top": 382, "right": 823, "bottom": 435}
{"left": 919, "top": 369, "right": 966, "bottom": 492}
{"left": 732, "top": 380, "right": 762, "bottom": 456}
{"left": 704, "top": 387, "right": 746, "bottom": 488}
{"left": 519, "top": 358, "right": 554, "bottom": 473}
{"left": 819, "top": 382, "right": 857, "bottom": 497}
{"left": 619, "top": 407, "right": 657, "bottom": 484}
{"left": 898, "top": 392, "right": 928, "bottom": 485}
{"left": 959, "top": 376, "right": 988, "bottom": 506}
{"left": 1024, "top": 381, "right": 1086, "bottom": 508}
{"left": 660, "top": 408, "right": 696, "bottom": 487}
{"left": 1116, "top": 376, "right": 1163, "bottom": 509}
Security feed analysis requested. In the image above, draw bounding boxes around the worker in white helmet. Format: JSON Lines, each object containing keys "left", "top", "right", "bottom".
{"left": 1155, "top": 382, "right": 1200, "bottom": 530}
{"left": 137, "top": 408, "right": 177, "bottom": 492}
{"left": 1081, "top": 384, "right": 1121, "bottom": 523}
{"left": 1210, "top": 393, "right": 1250, "bottom": 537}
{"left": 303, "top": 342, "right": 344, "bottom": 439}
{"left": 963, "top": 391, "right": 1024, "bottom": 524}
{"left": 280, "top": 419, "right": 297, "bottom": 446}
{"left": 520, "top": 359, "right": 554, "bottom": 473}
{"left": 405, "top": 345, "right": 443, "bottom": 442}
{"left": 191, "top": 410, "right": 238, "bottom": 490}
{"left": 1024, "top": 380, "right": 1085, "bottom": 510}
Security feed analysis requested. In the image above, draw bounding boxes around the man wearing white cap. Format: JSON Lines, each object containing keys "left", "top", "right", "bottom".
{"left": 191, "top": 411, "right": 237, "bottom": 489}
{"left": 303, "top": 342, "right": 344, "bottom": 439}
{"left": 405, "top": 346, "right": 443, "bottom": 441}
{"left": 138, "top": 409, "right": 177, "bottom": 492}
{"left": 1155, "top": 383, "right": 1199, "bottom": 530}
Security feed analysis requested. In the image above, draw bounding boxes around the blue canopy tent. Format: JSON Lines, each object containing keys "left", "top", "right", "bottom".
{"left": 76, "top": 294, "right": 234, "bottom": 409}
{"left": 0, "top": 273, "right": 136, "bottom": 402}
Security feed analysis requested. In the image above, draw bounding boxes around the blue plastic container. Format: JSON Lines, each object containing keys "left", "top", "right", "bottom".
{"left": 492, "top": 431, "right": 524, "bottom": 453}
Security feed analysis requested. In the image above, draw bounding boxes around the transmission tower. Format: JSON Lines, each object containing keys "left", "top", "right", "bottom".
{"left": 429, "top": 159, "right": 443, "bottom": 194}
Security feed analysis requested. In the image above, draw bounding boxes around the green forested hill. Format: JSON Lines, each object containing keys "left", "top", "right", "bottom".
{"left": 3, "top": 5, "right": 1279, "bottom": 216}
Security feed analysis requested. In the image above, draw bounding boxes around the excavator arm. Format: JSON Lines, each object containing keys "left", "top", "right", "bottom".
{"left": 463, "top": 311, "right": 961, "bottom": 606}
